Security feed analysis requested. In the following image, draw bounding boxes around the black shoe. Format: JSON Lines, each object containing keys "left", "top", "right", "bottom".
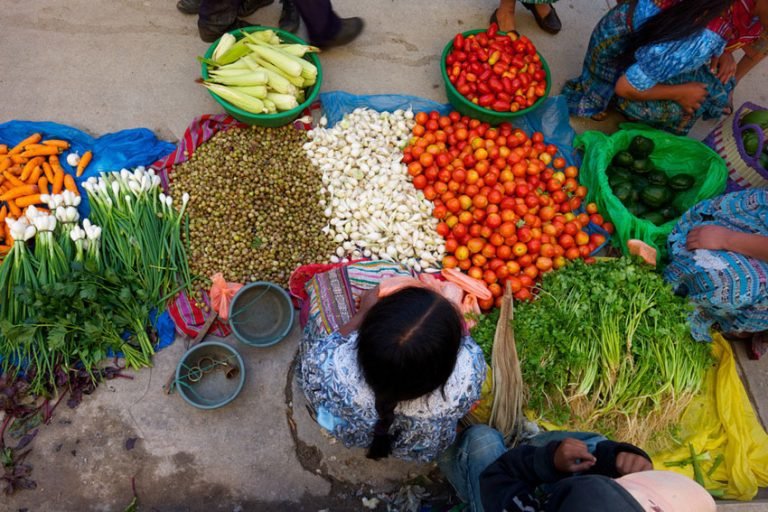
{"left": 199, "top": 18, "right": 254, "bottom": 43}
{"left": 279, "top": 0, "right": 300, "bottom": 34}
{"left": 239, "top": 0, "right": 274, "bottom": 18}
{"left": 313, "top": 17, "right": 364, "bottom": 49}
{"left": 521, "top": 2, "right": 561, "bottom": 34}
{"left": 176, "top": 0, "right": 200, "bottom": 15}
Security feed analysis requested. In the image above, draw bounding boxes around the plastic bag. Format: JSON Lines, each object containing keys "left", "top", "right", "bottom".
{"left": 650, "top": 334, "right": 768, "bottom": 500}
{"left": 209, "top": 273, "right": 243, "bottom": 320}
{"left": 575, "top": 123, "right": 727, "bottom": 261}
{"left": 0, "top": 120, "right": 175, "bottom": 216}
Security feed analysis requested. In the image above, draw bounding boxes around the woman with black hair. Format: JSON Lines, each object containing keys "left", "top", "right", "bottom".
{"left": 298, "top": 261, "right": 486, "bottom": 462}
{"left": 563, "top": 0, "right": 767, "bottom": 134}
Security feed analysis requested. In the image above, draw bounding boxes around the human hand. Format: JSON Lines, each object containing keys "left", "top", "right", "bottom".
{"left": 553, "top": 438, "right": 597, "bottom": 473}
{"left": 686, "top": 225, "right": 737, "bottom": 252}
{"left": 675, "top": 83, "right": 708, "bottom": 114}
{"left": 710, "top": 53, "right": 737, "bottom": 83}
{"left": 616, "top": 452, "right": 653, "bottom": 475}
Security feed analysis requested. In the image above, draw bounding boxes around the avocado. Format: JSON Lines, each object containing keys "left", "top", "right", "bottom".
{"left": 612, "top": 150, "right": 635, "bottom": 168}
{"left": 640, "top": 185, "right": 673, "bottom": 208}
{"left": 647, "top": 170, "right": 669, "bottom": 186}
{"left": 668, "top": 173, "right": 695, "bottom": 191}
{"left": 743, "top": 129, "right": 760, "bottom": 157}
{"left": 612, "top": 181, "right": 633, "bottom": 204}
{"left": 631, "top": 158, "right": 653, "bottom": 175}
{"left": 641, "top": 211, "right": 667, "bottom": 226}
{"left": 629, "top": 135, "right": 655, "bottom": 159}
{"left": 609, "top": 174, "right": 631, "bottom": 189}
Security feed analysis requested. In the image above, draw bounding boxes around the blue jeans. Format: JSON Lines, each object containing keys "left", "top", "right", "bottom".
{"left": 438, "top": 426, "right": 607, "bottom": 512}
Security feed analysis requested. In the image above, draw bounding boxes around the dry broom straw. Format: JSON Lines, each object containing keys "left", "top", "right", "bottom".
{"left": 489, "top": 281, "right": 525, "bottom": 445}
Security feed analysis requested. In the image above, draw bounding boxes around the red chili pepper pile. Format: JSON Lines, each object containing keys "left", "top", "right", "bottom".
{"left": 445, "top": 24, "right": 548, "bottom": 113}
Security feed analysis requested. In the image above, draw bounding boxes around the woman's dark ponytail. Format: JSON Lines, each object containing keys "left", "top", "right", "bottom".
{"left": 618, "top": 0, "right": 733, "bottom": 69}
{"left": 367, "top": 397, "right": 397, "bottom": 460}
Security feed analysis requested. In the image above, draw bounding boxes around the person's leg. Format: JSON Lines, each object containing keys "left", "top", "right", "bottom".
{"left": 494, "top": 0, "right": 517, "bottom": 33}
{"left": 290, "top": 0, "right": 362, "bottom": 48}
{"left": 438, "top": 425, "right": 506, "bottom": 512}
{"left": 198, "top": 0, "right": 239, "bottom": 42}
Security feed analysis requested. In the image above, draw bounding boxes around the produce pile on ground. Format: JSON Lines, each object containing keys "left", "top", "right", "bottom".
{"left": 607, "top": 135, "right": 696, "bottom": 225}
{"left": 503, "top": 257, "right": 711, "bottom": 448}
{"left": 170, "top": 125, "right": 335, "bottom": 293}
{"left": 0, "top": 134, "right": 89, "bottom": 256}
{"left": 403, "top": 111, "right": 611, "bottom": 307}
{"left": 740, "top": 107, "right": 768, "bottom": 169}
{"left": 200, "top": 29, "right": 318, "bottom": 115}
{"left": 445, "top": 26, "right": 547, "bottom": 112}
{"left": 0, "top": 167, "right": 189, "bottom": 395}
{"left": 305, "top": 108, "right": 444, "bottom": 271}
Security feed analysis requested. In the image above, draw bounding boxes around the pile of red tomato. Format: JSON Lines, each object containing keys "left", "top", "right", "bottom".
{"left": 403, "top": 111, "right": 613, "bottom": 307}
{"left": 445, "top": 25, "right": 547, "bottom": 113}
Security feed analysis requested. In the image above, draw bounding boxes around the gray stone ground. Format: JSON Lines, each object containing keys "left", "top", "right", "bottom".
{"left": 1, "top": 0, "right": 767, "bottom": 510}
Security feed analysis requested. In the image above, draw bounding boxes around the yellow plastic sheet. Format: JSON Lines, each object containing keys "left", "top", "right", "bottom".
{"left": 650, "top": 334, "right": 768, "bottom": 500}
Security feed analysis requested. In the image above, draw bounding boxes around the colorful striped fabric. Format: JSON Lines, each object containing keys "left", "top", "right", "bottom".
{"left": 303, "top": 260, "right": 414, "bottom": 341}
{"left": 664, "top": 190, "right": 768, "bottom": 341}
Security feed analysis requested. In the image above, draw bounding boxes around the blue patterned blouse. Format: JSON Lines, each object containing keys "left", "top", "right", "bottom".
{"left": 625, "top": 0, "right": 727, "bottom": 91}
{"left": 298, "top": 329, "right": 487, "bottom": 462}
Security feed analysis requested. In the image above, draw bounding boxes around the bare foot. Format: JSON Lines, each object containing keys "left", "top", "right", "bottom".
{"left": 534, "top": 4, "right": 552, "bottom": 17}
{"left": 496, "top": 6, "right": 516, "bottom": 33}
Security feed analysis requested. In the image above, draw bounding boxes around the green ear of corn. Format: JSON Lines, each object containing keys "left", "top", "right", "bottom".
{"left": 277, "top": 44, "right": 321, "bottom": 56}
{"left": 243, "top": 56, "right": 298, "bottom": 96}
{"left": 213, "top": 33, "right": 237, "bottom": 60}
{"left": 247, "top": 44, "right": 303, "bottom": 77}
{"left": 204, "top": 82, "right": 266, "bottom": 113}
{"left": 243, "top": 29, "right": 281, "bottom": 46}
{"left": 216, "top": 38, "right": 252, "bottom": 65}
{"left": 230, "top": 85, "right": 268, "bottom": 99}
{"left": 262, "top": 98, "right": 277, "bottom": 114}
{"left": 249, "top": 55, "right": 306, "bottom": 87}
{"left": 266, "top": 92, "right": 299, "bottom": 111}
{"left": 208, "top": 70, "right": 267, "bottom": 86}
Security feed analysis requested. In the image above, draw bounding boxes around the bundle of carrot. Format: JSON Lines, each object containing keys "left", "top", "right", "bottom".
{"left": 0, "top": 133, "right": 91, "bottom": 256}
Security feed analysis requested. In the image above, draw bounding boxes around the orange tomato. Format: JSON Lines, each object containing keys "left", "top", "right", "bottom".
{"left": 488, "top": 282, "right": 503, "bottom": 297}
{"left": 468, "top": 266, "right": 484, "bottom": 280}
{"left": 575, "top": 231, "right": 590, "bottom": 246}
{"left": 506, "top": 260, "right": 521, "bottom": 275}
{"left": 455, "top": 245, "right": 470, "bottom": 261}
{"left": 512, "top": 242, "right": 528, "bottom": 257}
{"left": 535, "top": 256, "right": 553, "bottom": 272}
{"left": 523, "top": 265, "right": 539, "bottom": 280}
{"left": 442, "top": 255, "right": 458, "bottom": 268}
{"left": 565, "top": 246, "right": 581, "bottom": 260}
{"left": 472, "top": 254, "right": 488, "bottom": 267}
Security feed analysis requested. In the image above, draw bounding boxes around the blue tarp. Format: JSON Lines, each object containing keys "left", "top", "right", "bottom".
{"left": 0, "top": 120, "right": 175, "bottom": 216}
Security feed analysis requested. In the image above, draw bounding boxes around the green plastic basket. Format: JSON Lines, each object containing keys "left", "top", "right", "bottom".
{"left": 440, "top": 29, "right": 551, "bottom": 124}
{"left": 201, "top": 26, "right": 322, "bottom": 127}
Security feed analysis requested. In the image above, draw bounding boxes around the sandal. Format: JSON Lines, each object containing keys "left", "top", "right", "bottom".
{"left": 521, "top": 2, "right": 561, "bottom": 34}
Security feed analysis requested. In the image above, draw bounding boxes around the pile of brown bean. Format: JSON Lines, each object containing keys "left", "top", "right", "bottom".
{"left": 170, "top": 125, "right": 334, "bottom": 292}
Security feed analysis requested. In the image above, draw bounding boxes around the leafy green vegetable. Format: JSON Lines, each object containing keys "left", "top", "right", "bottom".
{"left": 512, "top": 257, "right": 712, "bottom": 448}
{"left": 471, "top": 309, "right": 500, "bottom": 366}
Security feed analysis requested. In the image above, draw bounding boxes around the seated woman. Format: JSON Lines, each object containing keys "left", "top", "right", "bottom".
{"left": 664, "top": 189, "right": 768, "bottom": 358}
{"left": 298, "top": 261, "right": 487, "bottom": 462}
{"left": 563, "top": 0, "right": 767, "bottom": 134}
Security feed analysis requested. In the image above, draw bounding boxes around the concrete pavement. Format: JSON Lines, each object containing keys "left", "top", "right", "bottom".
{"left": 1, "top": 0, "right": 766, "bottom": 509}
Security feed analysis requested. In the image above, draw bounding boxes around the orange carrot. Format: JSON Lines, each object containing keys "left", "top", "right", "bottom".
{"left": 10, "top": 155, "right": 28, "bottom": 165}
{"left": 63, "top": 174, "right": 79, "bottom": 194}
{"left": 7, "top": 200, "right": 21, "bottom": 217}
{"left": 19, "top": 146, "right": 59, "bottom": 158}
{"left": 9, "top": 133, "right": 41, "bottom": 155}
{"left": 3, "top": 172, "right": 25, "bottom": 187}
{"left": 42, "top": 140, "right": 70, "bottom": 149}
{"left": 0, "top": 205, "right": 7, "bottom": 224}
{"left": 42, "top": 161, "right": 55, "bottom": 182}
{"left": 76, "top": 150, "right": 92, "bottom": 177}
{"left": 0, "top": 185, "right": 38, "bottom": 201}
{"left": 441, "top": 267, "right": 493, "bottom": 300}
{"left": 52, "top": 168, "right": 64, "bottom": 194}
{"left": 0, "top": 144, "right": 7, "bottom": 155}
{"left": 0, "top": 245, "right": 10, "bottom": 253}
{"left": 20, "top": 156, "right": 45, "bottom": 181}
{"left": 0, "top": 158, "right": 10, "bottom": 173}
{"left": 38, "top": 176, "right": 49, "bottom": 195}
{"left": 27, "top": 166, "right": 43, "bottom": 185}
{"left": 3, "top": 222, "right": 12, "bottom": 245}
{"left": 49, "top": 155, "right": 64, "bottom": 173}
{"left": 14, "top": 194, "right": 42, "bottom": 208}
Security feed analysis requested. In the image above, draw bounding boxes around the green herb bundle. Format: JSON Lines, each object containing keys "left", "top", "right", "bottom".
{"left": 513, "top": 257, "right": 712, "bottom": 448}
